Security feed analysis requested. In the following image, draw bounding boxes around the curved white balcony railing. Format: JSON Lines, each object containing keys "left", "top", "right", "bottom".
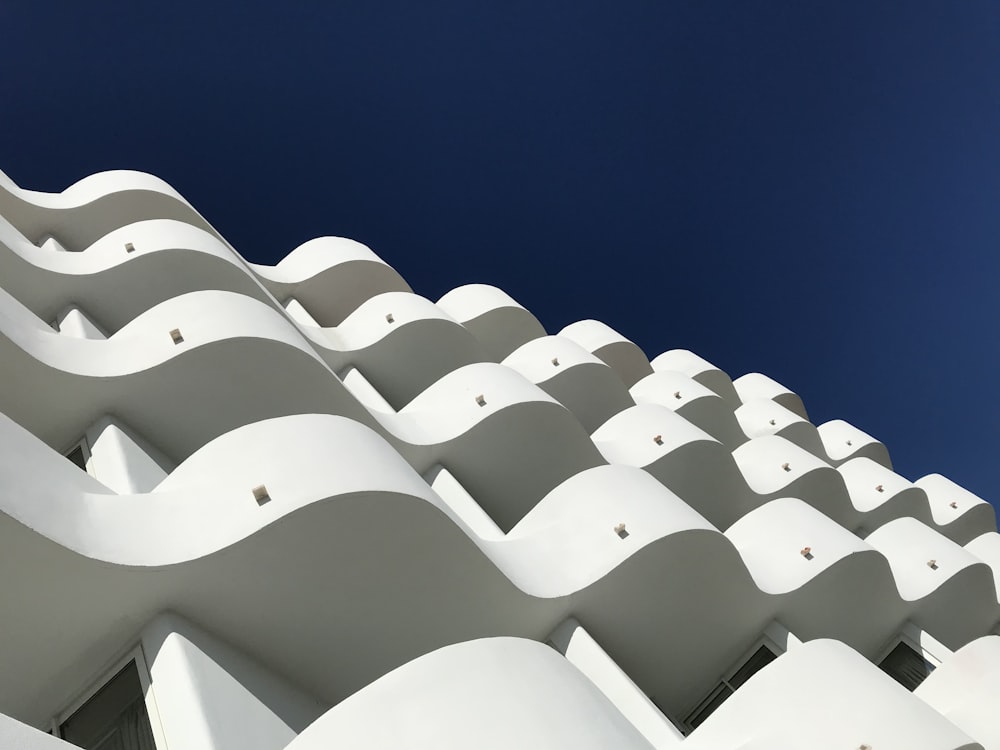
{"left": 0, "top": 168, "right": 218, "bottom": 250}
{"left": 2, "top": 167, "right": 997, "bottom": 747}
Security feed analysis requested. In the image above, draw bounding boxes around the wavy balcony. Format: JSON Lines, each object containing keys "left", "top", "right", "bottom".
{"left": 0, "top": 217, "right": 270, "bottom": 332}
{"left": 437, "top": 284, "right": 545, "bottom": 361}
{"left": 630, "top": 370, "right": 747, "bottom": 448}
{"left": 916, "top": 635, "right": 1000, "bottom": 750}
{"left": 250, "top": 236, "right": 411, "bottom": 327}
{"left": 650, "top": 349, "right": 741, "bottom": 408}
{"left": 0, "top": 168, "right": 218, "bottom": 251}
{"left": 2, "top": 166, "right": 998, "bottom": 749}
{"left": 301, "top": 291, "right": 489, "bottom": 409}
{"left": 503, "top": 335, "right": 635, "bottom": 433}
{"left": 560, "top": 319, "right": 652, "bottom": 387}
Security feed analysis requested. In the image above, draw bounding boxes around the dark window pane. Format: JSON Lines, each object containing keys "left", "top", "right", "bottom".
{"left": 60, "top": 661, "right": 155, "bottom": 750}
{"left": 728, "top": 645, "right": 777, "bottom": 690}
{"left": 687, "top": 683, "right": 734, "bottom": 728}
{"left": 879, "top": 642, "right": 934, "bottom": 691}
{"left": 66, "top": 445, "right": 87, "bottom": 470}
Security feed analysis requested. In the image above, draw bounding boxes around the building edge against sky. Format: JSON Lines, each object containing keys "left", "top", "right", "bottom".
{"left": 0, "top": 167, "right": 998, "bottom": 749}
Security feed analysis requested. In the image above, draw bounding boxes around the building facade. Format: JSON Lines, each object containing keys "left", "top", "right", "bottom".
{"left": 0, "top": 168, "right": 998, "bottom": 749}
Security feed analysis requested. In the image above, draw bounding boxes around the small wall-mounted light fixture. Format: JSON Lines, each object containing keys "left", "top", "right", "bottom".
{"left": 385, "top": 313, "right": 395, "bottom": 324}
{"left": 769, "top": 419, "right": 776, "bottom": 426}
{"left": 551, "top": 357, "right": 559, "bottom": 366}
{"left": 875, "top": 484, "right": 884, "bottom": 493}
{"left": 781, "top": 462, "right": 791, "bottom": 472}
{"left": 614, "top": 523, "right": 629, "bottom": 539}
{"left": 169, "top": 328, "right": 184, "bottom": 344}
{"left": 653, "top": 434, "right": 663, "bottom": 446}
{"left": 927, "top": 559, "right": 938, "bottom": 570}
{"left": 252, "top": 485, "right": 271, "bottom": 505}
{"left": 124, "top": 242, "right": 136, "bottom": 253}
{"left": 800, "top": 546, "right": 813, "bottom": 560}
{"left": 949, "top": 501, "right": 958, "bottom": 509}
{"left": 673, "top": 391, "right": 682, "bottom": 400}
{"left": 475, "top": 394, "right": 486, "bottom": 407}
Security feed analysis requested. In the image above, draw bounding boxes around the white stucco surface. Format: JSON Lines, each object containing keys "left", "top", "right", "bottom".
{"left": 142, "top": 614, "right": 326, "bottom": 750}
{"left": 1, "top": 167, "right": 998, "bottom": 750}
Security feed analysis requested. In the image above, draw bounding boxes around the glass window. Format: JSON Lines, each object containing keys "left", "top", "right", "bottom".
{"left": 686, "top": 643, "right": 778, "bottom": 731}
{"left": 879, "top": 641, "right": 934, "bottom": 691}
{"left": 728, "top": 645, "right": 777, "bottom": 690}
{"left": 686, "top": 683, "right": 734, "bottom": 729}
{"left": 66, "top": 444, "right": 87, "bottom": 471}
{"left": 59, "top": 661, "right": 156, "bottom": 750}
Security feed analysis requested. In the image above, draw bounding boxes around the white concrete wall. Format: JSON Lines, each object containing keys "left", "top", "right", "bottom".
{"left": 916, "top": 635, "right": 1000, "bottom": 750}
{"left": 141, "top": 613, "right": 327, "bottom": 750}
{"left": 684, "top": 639, "right": 979, "bottom": 750}
{"left": 0, "top": 712, "right": 76, "bottom": 749}
{"left": 55, "top": 305, "right": 106, "bottom": 339}
{"left": 547, "top": 618, "right": 684, "bottom": 747}
{"left": 424, "top": 464, "right": 503, "bottom": 540}
{"left": 2, "top": 167, "right": 999, "bottom": 750}
{"left": 339, "top": 365, "right": 395, "bottom": 412}
{"left": 85, "top": 416, "right": 174, "bottom": 493}
{"left": 286, "top": 638, "right": 655, "bottom": 750}
{"left": 282, "top": 297, "right": 320, "bottom": 328}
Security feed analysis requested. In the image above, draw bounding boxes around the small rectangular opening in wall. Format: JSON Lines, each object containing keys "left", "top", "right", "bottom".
{"left": 124, "top": 242, "right": 136, "bottom": 253}
{"left": 169, "top": 328, "right": 183, "bottom": 344}
{"left": 252, "top": 485, "right": 271, "bottom": 505}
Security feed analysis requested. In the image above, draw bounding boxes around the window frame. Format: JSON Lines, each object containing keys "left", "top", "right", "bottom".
{"left": 63, "top": 437, "right": 93, "bottom": 476}
{"left": 682, "top": 633, "right": 783, "bottom": 733}
{"left": 50, "top": 644, "right": 168, "bottom": 750}
{"left": 874, "top": 622, "right": 950, "bottom": 690}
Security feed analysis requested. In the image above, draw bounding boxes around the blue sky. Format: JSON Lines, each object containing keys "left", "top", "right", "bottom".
{"left": 3, "top": 2, "right": 999, "bottom": 507}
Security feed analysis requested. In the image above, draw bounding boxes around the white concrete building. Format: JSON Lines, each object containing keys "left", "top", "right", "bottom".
{"left": 0, "top": 167, "right": 998, "bottom": 750}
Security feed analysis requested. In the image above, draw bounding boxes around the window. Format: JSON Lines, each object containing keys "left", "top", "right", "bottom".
{"left": 878, "top": 640, "right": 935, "bottom": 690}
{"left": 59, "top": 661, "right": 155, "bottom": 749}
{"left": 684, "top": 643, "right": 778, "bottom": 731}
{"left": 874, "top": 624, "right": 948, "bottom": 692}
{"left": 65, "top": 440, "right": 89, "bottom": 471}
{"left": 53, "top": 648, "right": 163, "bottom": 750}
